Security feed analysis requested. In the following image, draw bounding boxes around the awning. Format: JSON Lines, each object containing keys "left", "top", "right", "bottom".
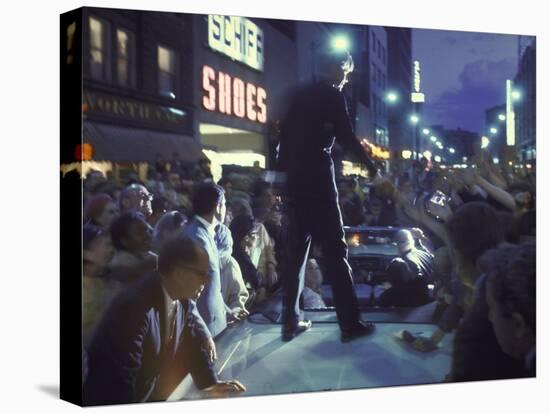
{"left": 83, "top": 122, "right": 205, "bottom": 163}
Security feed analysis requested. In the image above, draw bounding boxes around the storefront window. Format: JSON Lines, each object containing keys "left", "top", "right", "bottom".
{"left": 158, "top": 45, "right": 176, "bottom": 98}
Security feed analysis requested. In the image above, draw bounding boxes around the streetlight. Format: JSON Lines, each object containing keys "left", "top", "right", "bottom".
{"left": 410, "top": 114, "right": 419, "bottom": 124}
{"left": 498, "top": 114, "right": 506, "bottom": 121}
{"left": 490, "top": 127, "right": 498, "bottom": 135}
{"left": 512, "top": 89, "right": 521, "bottom": 101}
{"left": 481, "top": 135, "right": 490, "bottom": 149}
{"left": 448, "top": 147, "right": 455, "bottom": 154}
{"left": 422, "top": 128, "right": 430, "bottom": 135}
{"left": 430, "top": 135, "right": 437, "bottom": 142}
{"left": 331, "top": 34, "right": 350, "bottom": 52}
{"left": 386, "top": 91, "right": 399, "bottom": 103}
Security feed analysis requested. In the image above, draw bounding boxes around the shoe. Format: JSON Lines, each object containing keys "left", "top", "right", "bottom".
{"left": 340, "top": 321, "right": 375, "bottom": 343}
{"left": 282, "top": 320, "right": 312, "bottom": 342}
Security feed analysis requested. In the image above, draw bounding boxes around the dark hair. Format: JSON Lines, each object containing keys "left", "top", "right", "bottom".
{"left": 110, "top": 211, "right": 147, "bottom": 250}
{"left": 481, "top": 243, "right": 536, "bottom": 332}
{"left": 445, "top": 202, "right": 503, "bottom": 264}
{"left": 83, "top": 223, "right": 107, "bottom": 250}
{"left": 192, "top": 182, "right": 225, "bottom": 216}
{"left": 158, "top": 236, "right": 204, "bottom": 276}
{"left": 515, "top": 209, "right": 536, "bottom": 238}
{"left": 386, "top": 258, "right": 412, "bottom": 286}
{"left": 152, "top": 196, "right": 170, "bottom": 214}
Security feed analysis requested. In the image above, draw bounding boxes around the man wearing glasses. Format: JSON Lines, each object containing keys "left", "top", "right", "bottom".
{"left": 84, "top": 237, "right": 246, "bottom": 405}
{"left": 120, "top": 183, "right": 154, "bottom": 219}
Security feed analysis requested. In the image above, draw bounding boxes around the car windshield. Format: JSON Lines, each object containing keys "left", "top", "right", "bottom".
{"left": 304, "top": 227, "right": 436, "bottom": 313}
{"left": 346, "top": 230, "right": 400, "bottom": 256}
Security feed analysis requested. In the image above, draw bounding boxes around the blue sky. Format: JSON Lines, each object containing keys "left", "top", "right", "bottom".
{"left": 412, "top": 28, "right": 528, "bottom": 133}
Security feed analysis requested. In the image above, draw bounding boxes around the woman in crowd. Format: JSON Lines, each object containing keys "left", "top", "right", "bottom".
{"left": 84, "top": 193, "right": 118, "bottom": 231}
{"left": 82, "top": 223, "right": 119, "bottom": 343}
{"left": 151, "top": 210, "right": 187, "bottom": 252}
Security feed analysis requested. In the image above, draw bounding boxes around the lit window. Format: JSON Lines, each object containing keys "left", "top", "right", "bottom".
{"left": 89, "top": 17, "right": 105, "bottom": 80}
{"left": 117, "top": 29, "right": 134, "bottom": 87}
{"left": 158, "top": 45, "right": 176, "bottom": 98}
{"left": 66, "top": 22, "right": 76, "bottom": 65}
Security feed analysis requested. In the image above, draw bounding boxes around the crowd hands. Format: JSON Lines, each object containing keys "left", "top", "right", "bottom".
{"left": 338, "top": 156, "right": 535, "bottom": 380}
{"left": 81, "top": 151, "right": 536, "bottom": 401}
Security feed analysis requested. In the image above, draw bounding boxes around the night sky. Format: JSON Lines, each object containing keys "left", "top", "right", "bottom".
{"left": 412, "top": 28, "right": 527, "bottom": 134}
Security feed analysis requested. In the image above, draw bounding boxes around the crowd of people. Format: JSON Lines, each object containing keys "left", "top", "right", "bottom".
{"left": 80, "top": 150, "right": 536, "bottom": 404}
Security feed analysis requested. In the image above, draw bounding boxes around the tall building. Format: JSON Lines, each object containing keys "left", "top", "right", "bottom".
{"left": 514, "top": 39, "right": 536, "bottom": 162}
{"left": 385, "top": 27, "right": 413, "bottom": 159}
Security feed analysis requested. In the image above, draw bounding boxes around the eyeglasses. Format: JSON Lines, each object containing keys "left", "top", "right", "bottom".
{"left": 139, "top": 192, "right": 153, "bottom": 202}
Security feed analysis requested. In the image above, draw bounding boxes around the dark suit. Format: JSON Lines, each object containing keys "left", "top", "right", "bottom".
{"left": 277, "top": 81, "right": 377, "bottom": 330}
{"left": 83, "top": 273, "right": 217, "bottom": 406}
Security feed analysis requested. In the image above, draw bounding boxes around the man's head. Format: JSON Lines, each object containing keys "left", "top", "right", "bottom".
{"left": 445, "top": 202, "right": 503, "bottom": 268}
{"left": 192, "top": 182, "right": 225, "bottom": 222}
{"left": 158, "top": 236, "right": 209, "bottom": 301}
{"left": 110, "top": 211, "right": 153, "bottom": 254}
{"left": 119, "top": 184, "right": 153, "bottom": 218}
{"left": 483, "top": 243, "right": 536, "bottom": 359}
{"left": 315, "top": 49, "right": 354, "bottom": 90}
{"left": 395, "top": 229, "right": 415, "bottom": 255}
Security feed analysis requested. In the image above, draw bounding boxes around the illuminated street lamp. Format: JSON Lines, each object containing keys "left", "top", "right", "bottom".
{"left": 422, "top": 128, "right": 430, "bottom": 135}
{"left": 512, "top": 89, "right": 521, "bottom": 101}
{"left": 498, "top": 114, "right": 506, "bottom": 121}
{"left": 481, "top": 135, "right": 490, "bottom": 149}
{"left": 448, "top": 147, "right": 455, "bottom": 154}
{"left": 386, "top": 91, "right": 399, "bottom": 103}
{"left": 430, "top": 136, "right": 437, "bottom": 142}
{"left": 490, "top": 127, "right": 498, "bottom": 135}
{"left": 331, "top": 34, "right": 350, "bottom": 52}
{"left": 410, "top": 114, "right": 419, "bottom": 124}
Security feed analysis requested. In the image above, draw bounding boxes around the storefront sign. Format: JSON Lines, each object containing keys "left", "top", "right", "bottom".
{"left": 202, "top": 65, "right": 267, "bottom": 124}
{"left": 208, "top": 15, "right": 264, "bottom": 71}
{"left": 83, "top": 91, "right": 187, "bottom": 125}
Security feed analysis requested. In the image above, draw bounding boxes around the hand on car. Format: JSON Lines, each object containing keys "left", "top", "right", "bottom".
{"left": 409, "top": 336, "right": 438, "bottom": 353}
{"left": 228, "top": 308, "right": 249, "bottom": 324}
{"left": 204, "top": 380, "right": 247, "bottom": 397}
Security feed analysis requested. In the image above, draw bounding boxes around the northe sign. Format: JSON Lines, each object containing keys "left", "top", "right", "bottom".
{"left": 208, "top": 15, "right": 264, "bottom": 71}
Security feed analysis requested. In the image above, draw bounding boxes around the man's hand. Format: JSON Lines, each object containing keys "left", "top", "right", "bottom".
{"left": 410, "top": 336, "right": 438, "bottom": 353}
{"left": 203, "top": 337, "right": 217, "bottom": 362}
{"left": 204, "top": 380, "right": 246, "bottom": 398}
{"left": 227, "top": 308, "right": 249, "bottom": 324}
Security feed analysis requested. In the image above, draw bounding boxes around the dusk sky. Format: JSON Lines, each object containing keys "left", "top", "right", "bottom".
{"left": 412, "top": 28, "right": 524, "bottom": 134}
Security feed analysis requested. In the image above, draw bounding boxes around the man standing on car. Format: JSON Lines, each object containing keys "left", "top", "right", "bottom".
{"left": 277, "top": 47, "right": 380, "bottom": 342}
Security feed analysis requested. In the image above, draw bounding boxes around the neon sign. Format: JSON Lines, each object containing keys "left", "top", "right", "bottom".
{"left": 208, "top": 15, "right": 264, "bottom": 71}
{"left": 202, "top": 65, "right": 267, "bottom": 124}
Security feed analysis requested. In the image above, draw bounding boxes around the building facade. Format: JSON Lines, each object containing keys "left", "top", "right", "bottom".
{"left": 514, "top": 40, "right": 536, "bottom": 163}
{"left": 385, "top": 27, "right": 413, "bottom": 159}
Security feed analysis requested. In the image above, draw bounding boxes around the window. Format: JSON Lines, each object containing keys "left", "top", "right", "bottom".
{"left": 89, "top": 17, "right": 110, "bottom": 81}
{"left": 117, "top": 29, "right": 135, "bottom": 87}
{"left": 158, "top": 45, "right": 176, "bottom": 98}
{"left": 66, "top": 22, "right": 76, "bottom": 65}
